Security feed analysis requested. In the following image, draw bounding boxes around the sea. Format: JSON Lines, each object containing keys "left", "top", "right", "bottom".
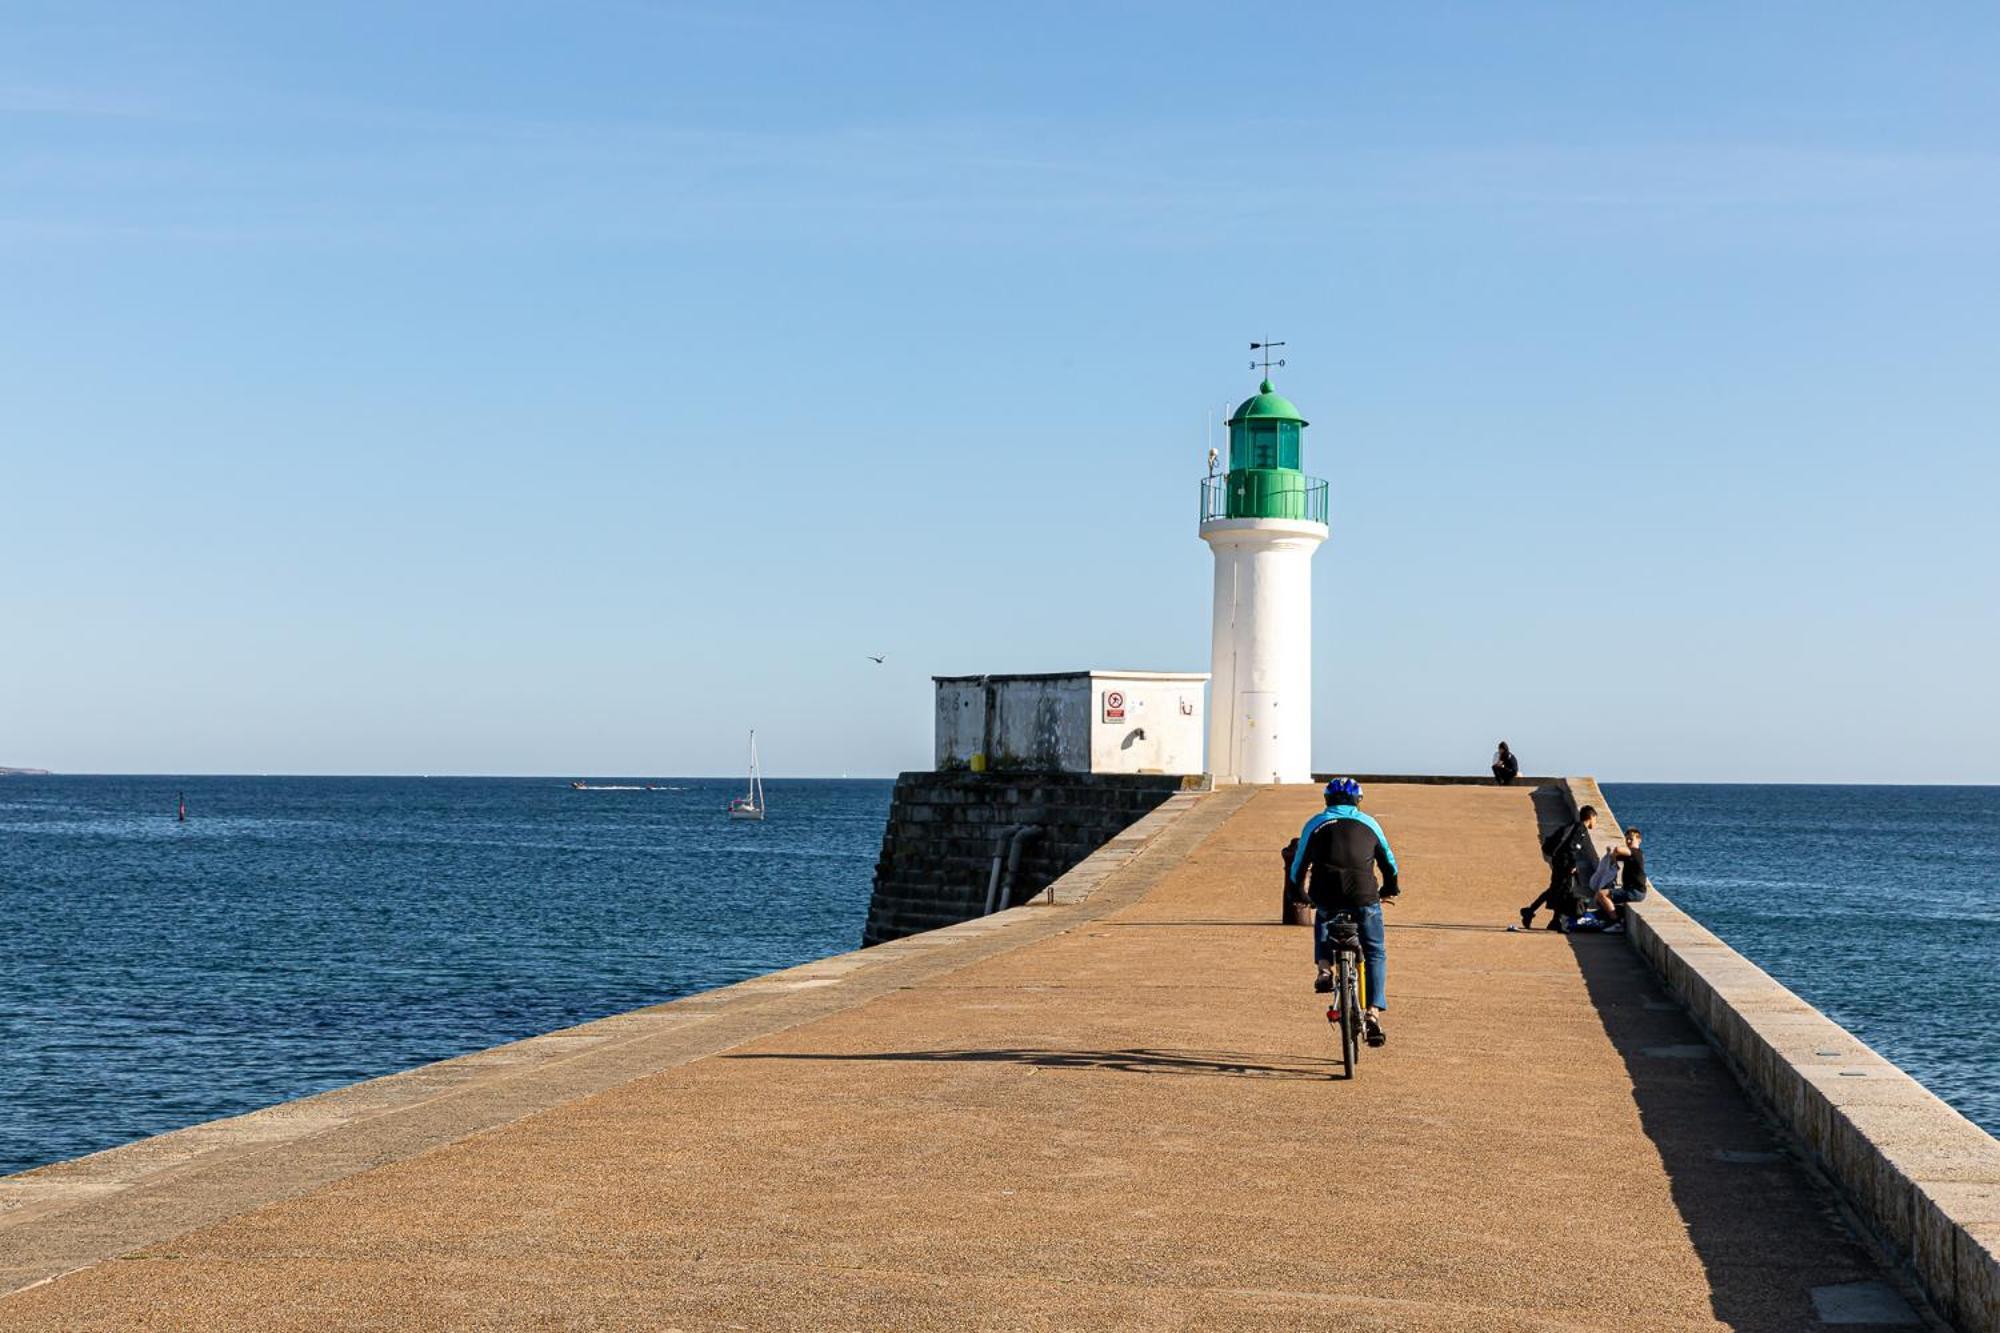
{"left": 0, "top": 778, "right": 1993, "bottom": 1178}
{"left": 0, "top": 776, "right": 890, "bottom": 1178}
{"left": 1604, "top": 784, "right": 2000, "bottom": 1138}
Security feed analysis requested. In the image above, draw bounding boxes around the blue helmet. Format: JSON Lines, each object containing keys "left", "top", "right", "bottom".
{"left": 1324, "top": 777, "right": 1363, "bottom": 803}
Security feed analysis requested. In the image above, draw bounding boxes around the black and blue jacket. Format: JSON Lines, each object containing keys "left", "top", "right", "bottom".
{"left": 1288, "top": 804, "right": 1400, "bottom": 912}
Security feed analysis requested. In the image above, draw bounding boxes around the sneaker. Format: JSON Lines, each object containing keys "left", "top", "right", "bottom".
{"left": 1364, "top": 1013, "right": 1387, "bottom": 1047}
{"left": 1313, "top": 970, "right": 1334, "bottom": 994}
{"left": 1605, "top": 923, "right": 1627, "bottom": 935}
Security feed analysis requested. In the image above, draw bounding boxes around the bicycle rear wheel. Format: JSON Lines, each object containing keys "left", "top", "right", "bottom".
{"left": 1337, "top": 955, "right": 1359, "bottom": 1078}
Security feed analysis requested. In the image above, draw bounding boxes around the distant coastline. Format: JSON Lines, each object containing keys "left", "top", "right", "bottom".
{"left": 0, "top": 767, "right": 52, "bottom": 776}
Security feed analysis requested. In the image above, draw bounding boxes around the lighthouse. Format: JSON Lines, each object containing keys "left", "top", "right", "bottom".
{"left": 1199, "top": 366, "right": 1329, "bottom": 784}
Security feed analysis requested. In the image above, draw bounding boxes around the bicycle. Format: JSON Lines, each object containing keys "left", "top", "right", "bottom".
{"left": 1321, "top": 909, "right": 1368, "bottom": 1080}
{"left": 1318, "top": 897, "right": 1393, "bottom": 1080}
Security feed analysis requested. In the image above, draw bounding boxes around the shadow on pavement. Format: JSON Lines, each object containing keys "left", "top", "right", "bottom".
{"left": 1566, "top": 933, "right": 1909, "bottom": 1331}
{"left": 1530, "top": 784, "right": 1906, "bottom": 1329}
{"left": 1100, "top": 920, "right": 1295, "bottom": 929}
{"left": 1528, "top": 781, "right": 1572, "bottom": 838}
{"left": 723, "top": 1046, "right": 1341, "bottom": 1081}
{"left": 1104, "top": 919, "right": 1508, "bottom": 934}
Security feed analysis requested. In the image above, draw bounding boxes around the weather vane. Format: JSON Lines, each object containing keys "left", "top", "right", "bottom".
{"left": 1249, "top": 339, "right": 1286, "bottom": 378}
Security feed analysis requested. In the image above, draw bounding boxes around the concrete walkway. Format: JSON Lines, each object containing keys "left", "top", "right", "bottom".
{"left": 0, "top": 784, "right": 1917, "bottom": 1330}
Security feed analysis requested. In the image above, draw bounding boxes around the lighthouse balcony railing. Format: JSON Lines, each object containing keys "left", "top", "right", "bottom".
{"left": 1200, "top": 473, "right": 1329, "bottom": 525}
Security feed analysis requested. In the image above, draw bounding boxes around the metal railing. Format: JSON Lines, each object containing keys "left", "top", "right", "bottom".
{"left": 1200, "top": 473, "right": 1329, "bottom": 525}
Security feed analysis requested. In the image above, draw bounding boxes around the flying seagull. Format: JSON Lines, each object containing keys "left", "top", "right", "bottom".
{"left": 867, "top": 654, "right": 887, "bottom": 664}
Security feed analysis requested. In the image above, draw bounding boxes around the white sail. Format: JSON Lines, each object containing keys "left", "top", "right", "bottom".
{"left": 729, "top": 730, "right": 766, "bottom": 820}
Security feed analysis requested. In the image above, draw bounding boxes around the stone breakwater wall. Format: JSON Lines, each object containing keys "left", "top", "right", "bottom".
{"left": 863, "top": 772, "right": 1202, "bottom": 947}
{"left": 1570, "top": 777, "right": 2000, "bottom": 1331}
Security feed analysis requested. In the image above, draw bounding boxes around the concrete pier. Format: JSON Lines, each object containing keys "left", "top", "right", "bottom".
{"left": 0, "top": 782, "right": 1955, "bottom": 1329}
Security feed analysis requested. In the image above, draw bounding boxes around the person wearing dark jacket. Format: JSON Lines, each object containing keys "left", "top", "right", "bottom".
{"left": 1288, "top": 778, "right": 1400, "bottom": 1046}
{"left": 1592, "top": 826, "right": 1648, "bottom": 928}
{"left": 1491, "top": 742, "right": 1520, "bottom": 786}
{"left": 1519, "top": 805, "right": 1597, "bottom": 932}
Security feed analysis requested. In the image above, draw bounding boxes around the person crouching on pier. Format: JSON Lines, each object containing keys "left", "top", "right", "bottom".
{"left": 1491, "top": 741, "right": 1520, "bottom": 786}
{"left": 1289, "top": 778, "right": 1401, "bottom": 1048}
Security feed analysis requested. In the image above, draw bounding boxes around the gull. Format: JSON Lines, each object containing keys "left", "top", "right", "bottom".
{"left": 867, "top": 654, "right": 887, "bottom": 664}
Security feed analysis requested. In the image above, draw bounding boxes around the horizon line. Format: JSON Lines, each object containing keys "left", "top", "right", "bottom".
{"left": 6, "top": 773, "right": 1999, "bottom": 788}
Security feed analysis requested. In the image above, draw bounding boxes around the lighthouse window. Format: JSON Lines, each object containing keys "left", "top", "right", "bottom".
{"left": 1250, "top": 424, "right": 1279, "bottom": 469}
{"left": 1278, "top": 423, "right": 1300, "bottom": 469}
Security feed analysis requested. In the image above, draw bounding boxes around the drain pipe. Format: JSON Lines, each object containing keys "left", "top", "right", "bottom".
{"left": 1000, "top": 824, "right": 1040, "bottom": 910}
{"left": 982, "top": 825, "right": 1042, "bottom": 915}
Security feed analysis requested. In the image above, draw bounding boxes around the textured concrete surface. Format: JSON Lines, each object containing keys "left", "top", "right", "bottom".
{"left": 0, "top": 783, "right": 1927, "bottom": 1330}
{"left": 0, "top": 790, "right": 1225, "bottom": 1298}
{"left": 1578, "top": 773, "right": 2000, "bottom": 1333}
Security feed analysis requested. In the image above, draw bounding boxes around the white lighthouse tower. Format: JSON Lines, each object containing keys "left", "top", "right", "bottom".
{"left": 1199, "top": 361, "right": 1328, "bottom": 784}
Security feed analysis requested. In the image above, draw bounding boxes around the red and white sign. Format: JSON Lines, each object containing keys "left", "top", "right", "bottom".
{"left": 1102, "top": 689, "right": 1126, "bottom": 723}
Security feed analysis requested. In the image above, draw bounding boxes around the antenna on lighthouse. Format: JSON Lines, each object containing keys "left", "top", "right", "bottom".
{"left": 1249, "top": 339, "right": 1287, "bottom": 378}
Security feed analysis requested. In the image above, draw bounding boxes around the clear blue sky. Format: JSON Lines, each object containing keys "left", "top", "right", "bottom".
{"left": 4, "top": 3, "right": 1996, "bottom": 781}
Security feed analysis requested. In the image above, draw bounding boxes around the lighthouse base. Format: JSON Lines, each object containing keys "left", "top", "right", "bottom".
{"left": 1200, "top": 517, "right": 1327, "bottom": 785}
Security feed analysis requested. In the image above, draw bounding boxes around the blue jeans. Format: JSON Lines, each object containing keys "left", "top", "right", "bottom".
{"left": 1314, "top": 904, "right": 1387, "bottom": 1011}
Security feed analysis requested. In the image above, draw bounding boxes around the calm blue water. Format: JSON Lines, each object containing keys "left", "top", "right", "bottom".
{"left": 0, "top": 776, "right": 889, "bottom": 1177}
{"left": 1605, "top": 784, "right": 2000, "bottom": 1137}
{"left": 5, "top": 779, "right": 1992, "bottom": 1178}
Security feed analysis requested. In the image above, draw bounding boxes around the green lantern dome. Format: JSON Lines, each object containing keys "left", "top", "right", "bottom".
{"left": 1201, "top": 376, "right": 1328, "bottom": 526}
{"left": 1228, "top": 379, "right": 1308, "bottom": 427}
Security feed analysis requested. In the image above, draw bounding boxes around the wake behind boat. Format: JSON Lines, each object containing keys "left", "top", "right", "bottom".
{"left": 570, "top": 781, "right": 652, "bottom": 791}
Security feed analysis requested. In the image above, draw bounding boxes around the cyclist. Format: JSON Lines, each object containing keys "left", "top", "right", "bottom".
{"left": 1287, "top": 778, "right": 1400, "bottom": 1047}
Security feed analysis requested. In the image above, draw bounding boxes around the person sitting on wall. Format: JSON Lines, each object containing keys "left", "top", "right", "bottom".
{"left": 1289, "top": 778, "right": 1401, "bottom": 1047}
{"left": 1591, "top": 826, "right": 1647, "bottom": 933}
{"left": 1491, "top": 741, "right": 1520, "bottom": 786}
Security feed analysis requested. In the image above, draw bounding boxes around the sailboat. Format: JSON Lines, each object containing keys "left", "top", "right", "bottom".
{"left": 727, "top": 730, "right": 766, "bottom": 821}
